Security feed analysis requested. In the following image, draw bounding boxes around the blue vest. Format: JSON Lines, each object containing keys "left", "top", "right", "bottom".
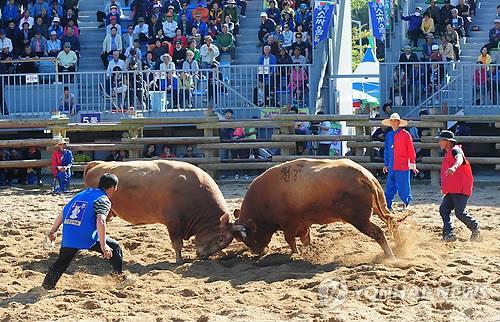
{"left": 61, "top": 188, "right": 107, "bottom": 249}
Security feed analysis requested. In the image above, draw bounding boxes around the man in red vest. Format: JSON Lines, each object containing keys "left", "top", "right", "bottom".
{"left": 437, "top": 130, "right": 480, "bottom": 242}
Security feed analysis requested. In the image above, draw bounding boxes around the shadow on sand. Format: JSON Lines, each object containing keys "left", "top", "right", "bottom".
{"left": 19, "top": 251, "right": 341, "bottom": 289}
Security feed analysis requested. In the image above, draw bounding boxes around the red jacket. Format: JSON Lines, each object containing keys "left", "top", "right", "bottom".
{"left": 384, "top": 128, "right": 417, "bottom": 171}
{"left": 441, "top": 146, "right": 473, "bottom": 196}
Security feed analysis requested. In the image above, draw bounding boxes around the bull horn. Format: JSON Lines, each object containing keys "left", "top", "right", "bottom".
{"left": 231, "top": 224, "right": 247, "bottom": 240}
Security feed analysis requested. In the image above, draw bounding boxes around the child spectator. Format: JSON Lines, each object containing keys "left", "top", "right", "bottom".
{"left": 107, "top": 150, "right": 128, "bottom": 161}
{"left": 143, "top": 144, "right": 158, "bottom": 158}
{"left": 160, "top": 145, "right": 176, "bottom": 158}
{"left": 26, "top": 146, "right": 43, "bottom": 185}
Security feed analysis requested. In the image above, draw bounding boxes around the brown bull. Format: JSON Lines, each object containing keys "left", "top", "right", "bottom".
{"left": 84, "top": 160, "right": 236, "bottom": 263}
{"left": 232, "top": 158, "right": 411, "bottom": 259}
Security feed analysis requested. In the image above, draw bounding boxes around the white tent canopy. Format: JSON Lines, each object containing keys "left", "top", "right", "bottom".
{"left": 353, "top": 48, "right": 379, "bottom": 83}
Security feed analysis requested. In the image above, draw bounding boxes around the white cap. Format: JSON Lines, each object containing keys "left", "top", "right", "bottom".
{"left": 431, "top": 44, "right": 439, "bottom": 50}
{"left": 52, "top": 17, "right": 60, "bottom": 22}
{"left": 260, "top": 12, "right": 268, "bottom": 17}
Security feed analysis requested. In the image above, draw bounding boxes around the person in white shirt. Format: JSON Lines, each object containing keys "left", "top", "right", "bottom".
{"left": 162, "top": 14, "right": 178, "bottom": 42}
{"left": 316, "top": 111, "right": 331, "bottom": 156}
{"left": 101, "top": 27, "right": 123, "bottom": 68}
{"left": 0, "top": 31, "right": 13, "bottom": 53}
{"left": 124, "top": 39, "right": 142, "bottom": 58}
{"left": 159, "top": 53, "right": 176, "bottom": 75}
{"left": 106, "top": 18, "right": 122, "bottom": 35}
{"left": 200, "top": 35, "right": 219, "bottom": 68}
{"left": 106, "top": 50, "right": 125, "bottom": 76}
{"left": 133, "top": 17, "right": 149, "bottom": 41}
{"left": 19, "top": 10, "right": 35, "bottom": 30}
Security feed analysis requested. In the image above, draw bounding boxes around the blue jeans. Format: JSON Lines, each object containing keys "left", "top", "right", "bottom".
{"left": 439, "top": 193, "right": 479, "bottom": 237}
{"left": 384, "top": 170, "right": 412, "bottom": 209}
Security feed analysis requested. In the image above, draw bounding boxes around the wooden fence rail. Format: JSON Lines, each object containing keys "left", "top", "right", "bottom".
{"left": 0, "top": 115, "right": 498, "bottom": 184}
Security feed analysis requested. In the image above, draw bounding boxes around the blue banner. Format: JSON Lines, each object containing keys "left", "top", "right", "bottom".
{"left": 369, "top": 2, "right": 385, "bottom": 41}
{"left": 313, "top": 4, "right": 334, "bottom": 46}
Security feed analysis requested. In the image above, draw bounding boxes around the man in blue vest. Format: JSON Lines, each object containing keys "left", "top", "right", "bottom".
{"left": 42, "top": 173, "right": 135, "bottom": 290}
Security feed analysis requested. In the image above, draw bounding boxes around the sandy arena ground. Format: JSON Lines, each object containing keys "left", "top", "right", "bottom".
{"left": 0, "top": 182, "right": 499, "bottom": 321}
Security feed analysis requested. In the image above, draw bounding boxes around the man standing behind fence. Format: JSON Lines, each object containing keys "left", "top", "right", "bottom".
{"left": 51, "top": 138, "right": 73, "bottom": 193}
{"left": 436, "top": 130, "right": 480, "bottom": 242}
{"left": 382, "top": 113, "right": 419, "bottom": 210}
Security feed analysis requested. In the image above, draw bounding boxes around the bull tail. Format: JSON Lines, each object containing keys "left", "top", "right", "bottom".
{"left": 360, "top": 177, "right": 413, "bottom": 236}
{"left": 83, "top": 161, "right": 102, "bottom": 187}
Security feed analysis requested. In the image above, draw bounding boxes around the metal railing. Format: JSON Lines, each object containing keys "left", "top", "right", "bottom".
{"left": 0, "top": 64, "right": 313, "bottom": 120}
{"left": 380, "top": 62, "right": 500, "bottom": 117}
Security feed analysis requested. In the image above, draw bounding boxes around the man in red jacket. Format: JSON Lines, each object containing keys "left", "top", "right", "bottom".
{"left": 437, "top": 130, "right": 480, "bottom": 242}
{"left": 382, "top": 113, "right": 419, "bottom": 210}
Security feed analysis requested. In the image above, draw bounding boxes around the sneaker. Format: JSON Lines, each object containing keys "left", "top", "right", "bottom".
{"left": 470, "top": 227, "right": 481, "bottom": 241}
{"left": 443, "top": 233, "right": 457, "bottom": 242}
{"left": 240, "top": 14, "right": 246, "bottom": 18}
{"left": 234, "top": 174, "right": 240, "bottom": 179}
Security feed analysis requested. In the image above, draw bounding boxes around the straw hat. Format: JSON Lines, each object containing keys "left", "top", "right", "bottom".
{"left": 55, "top": 137, "right": 69, "bottom": 145}
{"left": 382, "top": 113, "right": 408, "bottom": 127}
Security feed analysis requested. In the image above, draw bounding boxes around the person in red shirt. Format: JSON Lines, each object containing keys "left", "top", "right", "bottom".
{"left": 382, "top": 113, "right": 419, "bottom": 210}
{"left": 437, "top": 130, "right": 480, "bottom": 242}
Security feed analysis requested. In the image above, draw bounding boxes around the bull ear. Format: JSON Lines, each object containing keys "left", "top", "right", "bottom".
{"left": 233, "top": 209, "right": 240, "bottom": 218}
{"left": 220, "top": 213, "right": 230, "bottom": 225}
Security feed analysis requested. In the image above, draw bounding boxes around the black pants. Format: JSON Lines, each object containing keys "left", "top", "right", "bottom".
{"left": 42, "top": 237, "right": 123, "bottom": 290}
{"left": 408, "top": 29, "right": 420, "bottom": 47}
{"left": 439, "top": 193, "right": 479, "bottom": 237}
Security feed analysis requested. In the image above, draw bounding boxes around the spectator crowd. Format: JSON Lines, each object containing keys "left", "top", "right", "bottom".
{"left": 393, "top": 0, "right": 500, "bottom": 107}
{"left": 95, "top": 0, "right": 249, "bottom": 110}
{"left": 0, "top": 0, "right": 80, "bottom": 75}
{"left": 256, "top": 0, "right": 313, "bottom": 108}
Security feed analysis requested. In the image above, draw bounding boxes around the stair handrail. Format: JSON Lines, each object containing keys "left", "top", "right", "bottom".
{"left": 403, "top": 69, "right": 463, "bottom": 118}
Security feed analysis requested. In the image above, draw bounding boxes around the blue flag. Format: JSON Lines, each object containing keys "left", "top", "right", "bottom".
{"left": 313, "top": 4, "right": 334, "bottom": 46}
{"left": 369, "top": 2, "right": 385, "bottom": 41}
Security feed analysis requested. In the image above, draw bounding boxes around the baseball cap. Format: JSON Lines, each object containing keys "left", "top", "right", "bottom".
{"left": 431, "top": 44, "right": 439, "bottom": 50}
{"left": 495, "top": 18, "right": 500, "bottom": 23}
{"left": 52, "top": 17, "right": 60, "bottom": 22}
{"left": 260, "top": 12, "right": 267, "bottom": 17}
{"left": 50, "top": 30, "right": 57, "bottom": 36}
{"left": 299, "top": 3, "right": 307, "bottom": 9}
{"left": 64, "top": 42, "right": 71, "bottom": 48}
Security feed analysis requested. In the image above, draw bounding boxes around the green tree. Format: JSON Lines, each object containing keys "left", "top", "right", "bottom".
{"left": 351, "top": 0, "right": 370, "bottom": 70}
{"left": 352, "top": 26, "right": 371, "bottom": 70}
